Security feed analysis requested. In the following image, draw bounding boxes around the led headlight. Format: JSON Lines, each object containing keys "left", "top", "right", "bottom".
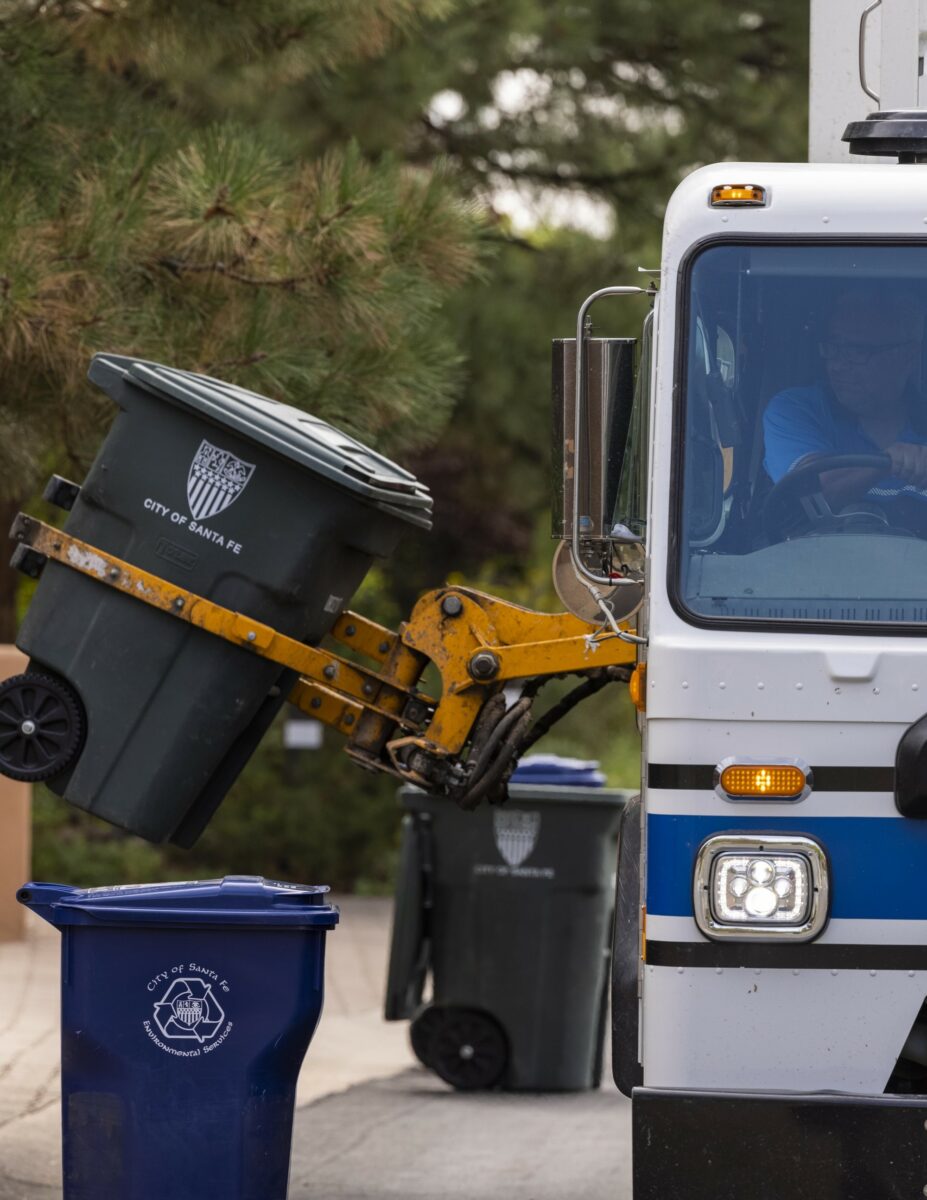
{"left": 693, "top": 834, "right": 828, "bottom": 941}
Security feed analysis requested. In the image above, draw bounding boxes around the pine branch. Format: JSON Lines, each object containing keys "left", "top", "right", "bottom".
{"left": 481, "top": 229, "right": 539, "bottom": 253}
{"left": 155, "top": 257, "right": 316, "bottom": 290}
{"left": 202, "top": 350, "right": 269, "bottom": 371}
{"left": 418, "top": 118, "right": 664, "bottom": 190}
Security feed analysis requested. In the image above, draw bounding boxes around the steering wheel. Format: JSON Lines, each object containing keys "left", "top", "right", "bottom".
{"left": 762, "top": 452, "right": 893, "bottom": 541}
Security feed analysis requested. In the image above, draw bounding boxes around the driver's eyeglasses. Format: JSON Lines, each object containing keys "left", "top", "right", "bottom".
{"left": 819, "top": 339, "right": 916, "bottom": 366}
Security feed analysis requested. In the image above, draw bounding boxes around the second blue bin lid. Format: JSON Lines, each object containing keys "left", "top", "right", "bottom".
{"left": 18, "top": 876, "right": 339, "bottom": 929}
{"left": 510, "top": 754, "right": 606, "bottom": 788}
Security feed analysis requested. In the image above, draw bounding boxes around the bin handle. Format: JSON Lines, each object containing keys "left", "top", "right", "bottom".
{"left": 17, "top": 882, "right": 75, "bottom": 927}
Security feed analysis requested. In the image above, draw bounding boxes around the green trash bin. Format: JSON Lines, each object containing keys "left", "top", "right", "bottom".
{"left": 0, "top": 354, "right": 431, "bottom": 845}
{"left": 385, "top": 758, "right": 629, "bottom": 1092}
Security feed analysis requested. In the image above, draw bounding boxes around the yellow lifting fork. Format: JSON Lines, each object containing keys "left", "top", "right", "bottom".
{"left": 12, "top": 513, "right": 639, "bottom": 807}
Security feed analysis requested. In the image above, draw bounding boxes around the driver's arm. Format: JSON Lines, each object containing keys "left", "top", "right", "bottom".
{"left": 765, "top": 390, "right": 927, "bottom": 506}
{"left": 817, "top": 464, "right": 884, "bottom": 510}
{"left": 821, "top": 443, "right": 927, "bottom": 508}
{"left": 885, "top": 442, "right": 927, "bottom": 488}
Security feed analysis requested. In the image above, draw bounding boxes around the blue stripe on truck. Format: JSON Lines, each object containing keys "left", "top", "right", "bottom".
{"left": 647, "top": 812, "right": 927, "bottom": 920}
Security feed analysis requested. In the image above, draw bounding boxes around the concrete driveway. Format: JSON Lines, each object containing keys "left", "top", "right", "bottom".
{"left": 291, "top": 1072, "right": 631, "bottom": 1199}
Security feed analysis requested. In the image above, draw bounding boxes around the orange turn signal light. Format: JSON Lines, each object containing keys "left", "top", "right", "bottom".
{"left": 629, "top": 663, "right": 646, "bottom": 713}
{"left": 710, "top": 183, "right": 767, "bottom": 207}
{"left": 718, "top": 763, "right": 806, "bottom": 799}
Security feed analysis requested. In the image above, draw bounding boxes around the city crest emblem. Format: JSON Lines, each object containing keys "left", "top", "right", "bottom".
{"left": 493, "top": 809, "right": 541, "bottom": 868}
{"left": 153, "top": 978, "right": 225, "bottom": 1044}
{"left": 175, "top": 997, "right": 204, "bottom": 1027}
{"left": 187, "top": 439, "right": 255, "bottom": 522}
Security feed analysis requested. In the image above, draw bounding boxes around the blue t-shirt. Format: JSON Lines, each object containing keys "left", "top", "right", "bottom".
{"left": 763, "top": 386, "right": 927, "bottom": 508}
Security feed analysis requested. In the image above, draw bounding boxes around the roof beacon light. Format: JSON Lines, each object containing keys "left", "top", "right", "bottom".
{"left": 717, "top": 758, "right": 809, "bottom": 801}
{"left": 710, "top": 184, "right": 767, "bottom": 208}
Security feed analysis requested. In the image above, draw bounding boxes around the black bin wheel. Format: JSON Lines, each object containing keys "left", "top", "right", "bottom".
{"left": 428, "top": 1006, "right": 508, "bottom": 1091}
{"left": 409, "top": 1004, "right": 445, "bottom": 1070}
{"left": 0, "top": 672, "right": 86, "bottom": 783}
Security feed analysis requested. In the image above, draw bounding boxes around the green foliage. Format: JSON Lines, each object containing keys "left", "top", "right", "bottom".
{"left": 169, "top": 720, "right": 401, "bottom": 893}
{"left": 393, "top": 233, "right": 653, "bottom": 605}
{"left": 32, "top": 787, "right": 169, "bottom": 888}
{"left": 0, "top": 1, "right": 484, "bottom": 503}
{"left": 285, "top": 0, "right": 808, "bottom": 202}
{"left": 527, "top": 682, "right": 641, "bottom": 787}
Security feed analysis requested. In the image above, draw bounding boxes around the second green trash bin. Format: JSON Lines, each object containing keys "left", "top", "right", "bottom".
{"left": 385, "top": 756, "right": 628, "bottom": 1092}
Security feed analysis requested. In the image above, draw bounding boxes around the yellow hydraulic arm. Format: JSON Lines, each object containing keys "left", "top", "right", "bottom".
{"left": 12, "top": 514, "right": 639, "bottom": 807}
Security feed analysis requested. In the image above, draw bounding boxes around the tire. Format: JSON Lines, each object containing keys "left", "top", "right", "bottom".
{"left": 429, "top": 1007, "right": 508, "bottom": 1091}
{"left": 0, "top": 672, "right": 86, "bottom": 783}
{"left": 409, "top": 1004, "right": 444, "bottom": 1069}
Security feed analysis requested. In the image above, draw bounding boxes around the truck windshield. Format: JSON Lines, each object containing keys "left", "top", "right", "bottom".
{"left": 676, "top": 241, "right": 927, "bottom": 628}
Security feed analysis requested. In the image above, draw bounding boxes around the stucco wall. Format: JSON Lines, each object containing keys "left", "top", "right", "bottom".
{"left": 0, "top": 647, "right": 31, "bottom": 940}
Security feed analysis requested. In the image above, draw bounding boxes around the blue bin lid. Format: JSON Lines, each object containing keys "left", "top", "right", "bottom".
{"left": 510, "top": 754, "right": 606, "bottom": 788}
{"left": 18, "top": 876, "right": 339, "bottom": 930}
{"left": 88, "top": 354, "right": 433, "bottom": 530}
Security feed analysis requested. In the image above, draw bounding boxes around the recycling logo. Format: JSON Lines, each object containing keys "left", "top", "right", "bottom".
{"left": 153, "top": 978, "right": 225, "bottom": 1044}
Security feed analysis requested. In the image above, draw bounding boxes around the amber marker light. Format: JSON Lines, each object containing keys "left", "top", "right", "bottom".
{"left": 710, "top": 184, "right": 767, "bottom": 207}
{"left": 629, "top": 663, "right": 646, "bottom": 713}
{"left": 717, "top": 760, "right": 809, "bottom": 801}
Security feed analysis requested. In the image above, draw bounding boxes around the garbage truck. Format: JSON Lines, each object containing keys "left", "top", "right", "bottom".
{"left": 6, "top": 0, "right": 927, "bottom": 1194}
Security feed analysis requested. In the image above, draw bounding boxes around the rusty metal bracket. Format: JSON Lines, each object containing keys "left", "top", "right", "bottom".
{"left": 10, "top": 515, "right": 429, "bottom": 732}
{"left": 399, "top": 586, "right": 638, "bottom": 756}
{"left": 11, "top": 515, "right": 639, "bottom": 796}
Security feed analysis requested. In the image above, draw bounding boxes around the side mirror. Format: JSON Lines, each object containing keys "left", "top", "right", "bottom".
{"left": 551, "top": 337, "right": 636, "bottom": 543}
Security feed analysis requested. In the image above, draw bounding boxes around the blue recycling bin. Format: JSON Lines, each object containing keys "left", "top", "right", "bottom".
{"left": 18, "top": 876, "right": 338, "bottom": 1200}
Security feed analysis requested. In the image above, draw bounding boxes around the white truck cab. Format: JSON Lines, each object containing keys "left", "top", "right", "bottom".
{"left": 621, "top": 154, "right": 927, "bottom": 1196}
{"left": 560, "top": 6, "right": 927, "bottom": 1192}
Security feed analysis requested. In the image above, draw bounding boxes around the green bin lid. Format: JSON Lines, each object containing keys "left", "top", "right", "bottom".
{"left": 89, "top": 353, "right": 433, "bottom": 530}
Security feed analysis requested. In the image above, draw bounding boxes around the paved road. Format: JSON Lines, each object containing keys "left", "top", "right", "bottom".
{"left": 290, "top": 1070, "right": 632, "bottom": 1200}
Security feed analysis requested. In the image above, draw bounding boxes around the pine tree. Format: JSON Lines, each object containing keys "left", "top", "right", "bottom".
{"left": 272, "top": 0, "right": 809, "bottom": 593}
{"left": 0, "top": 0, "right": 482, "bottom": 637}
{"left": 281, "top": 1, "right": 808, "bottom": 205}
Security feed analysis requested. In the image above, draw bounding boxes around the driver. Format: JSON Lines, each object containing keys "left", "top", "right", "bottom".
{"left": 763, "top": 288, "right": 927, "bottom": 527}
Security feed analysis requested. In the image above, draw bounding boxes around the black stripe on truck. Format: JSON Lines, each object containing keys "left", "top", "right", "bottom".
{"left": 647, "top": 940, "right": 927, "bottom": 970}
{"left": 648, "top": 764, "right": 895, "bottom": 791}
